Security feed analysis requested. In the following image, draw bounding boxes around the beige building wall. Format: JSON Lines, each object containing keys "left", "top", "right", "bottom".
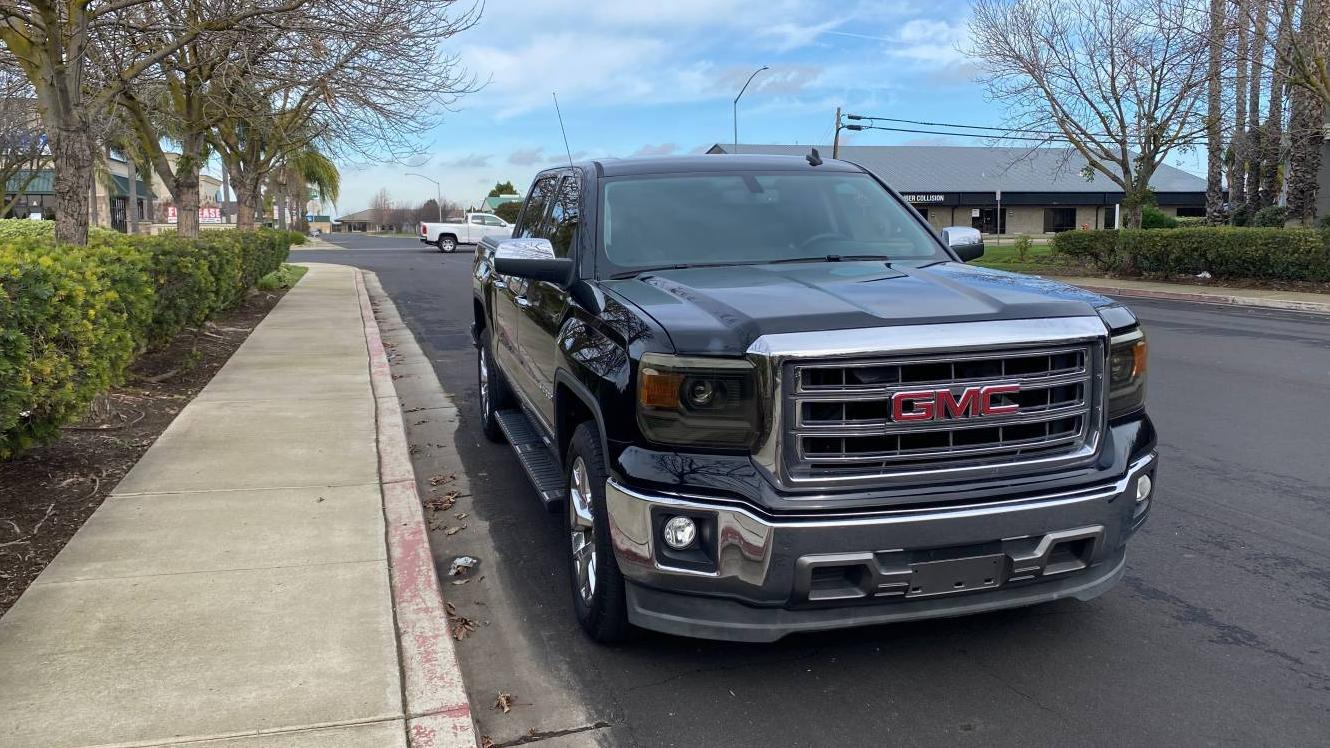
{"left": 912, "top": 204, "right": 1122, "bottom": 236}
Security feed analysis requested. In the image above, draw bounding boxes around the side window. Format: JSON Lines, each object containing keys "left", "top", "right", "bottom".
{"left": 469, "top": 215, "right": 484, "bottom": 225}
{"left": 547, "top": 175, "right": 580, "bottom": 258}
{"left": 482, "top": 215, "right": 505, "bottom": 226}
{"left": 515, "top": 176, "right": 557, "bottom": 239}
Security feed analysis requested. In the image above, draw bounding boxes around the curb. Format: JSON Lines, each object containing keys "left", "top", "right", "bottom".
{"left": 353, "top": 270, "right": 478, "bottom": 748}
{"left": 1067, "top": 282, "right": 1330, "bottom": 315}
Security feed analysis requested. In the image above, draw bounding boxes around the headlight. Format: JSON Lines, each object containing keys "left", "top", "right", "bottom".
{"left": 1108, "top": 329, "right": 1147, "bottom": 419}
{"left": 636, "top": 353, "right": 761, "bottom": 449}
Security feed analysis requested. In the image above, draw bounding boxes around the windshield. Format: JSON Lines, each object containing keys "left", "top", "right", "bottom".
{"left": 600, "top": 171, "right": 945, "bottom": 272}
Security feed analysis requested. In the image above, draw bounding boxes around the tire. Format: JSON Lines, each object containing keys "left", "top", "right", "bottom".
{"left": 565, "top": 422, "right": 631, "bottom": 643}
{"left": 478, "top": 332, "right": 513, "bottom": 443}
{"left": 438, "top": 235, "right": 458, "bottom": 253}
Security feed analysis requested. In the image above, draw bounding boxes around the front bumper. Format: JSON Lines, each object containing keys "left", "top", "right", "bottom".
{"left": 606, "top": 452, "right": 1156, "bottom": 642}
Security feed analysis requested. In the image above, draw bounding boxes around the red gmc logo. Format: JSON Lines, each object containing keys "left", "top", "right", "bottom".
{"left": 891, "top": 385, "right": 1021, "bottom": 422}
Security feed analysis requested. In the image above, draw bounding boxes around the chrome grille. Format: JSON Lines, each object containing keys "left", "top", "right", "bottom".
{"left": 785, "top": 345, "right": 1099, "bottom": 480}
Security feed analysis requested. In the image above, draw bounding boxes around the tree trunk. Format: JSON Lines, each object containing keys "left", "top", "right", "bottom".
{"left": 1205, "top": 0, "right": 1227, "bottom": 223}
{"left": 51, "top": 125, "right": 95, "bottom": 245}
{"left": 1231, "top": 0, "right": 1250, "bottom": 208}
{"left": 1285, "top": 0, "right": 1329, "bottom": 225}
{"left": 1261, "top": 9, "right": 1292, "bottom": 205}
{"left": 233, "top": 174, "right": 261, "bottom": 229}
{"left": 173, "top": 173, "right": 201, "bottom": 237}
{"left": 1245, "top": 0, "right": 1269, "bottom": 205}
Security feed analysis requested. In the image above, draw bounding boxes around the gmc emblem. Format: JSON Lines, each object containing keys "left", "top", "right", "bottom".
{"left": 891, "top": 385, "right": 1021, "bottom": 422}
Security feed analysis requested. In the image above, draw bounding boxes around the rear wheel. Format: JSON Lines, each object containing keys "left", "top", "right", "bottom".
{"left": 438, "top": 235, "right": 458, "bottom": 253}
{"left": 565, "top": 422, "right": 631, "bottom": 643}
{"left": 477, "top": 333, "right": 512, "bottom": 442}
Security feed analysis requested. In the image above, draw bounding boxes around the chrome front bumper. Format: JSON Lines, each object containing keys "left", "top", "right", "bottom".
{"left": 606, "top": 452, "right": 1156, "bottom": 641}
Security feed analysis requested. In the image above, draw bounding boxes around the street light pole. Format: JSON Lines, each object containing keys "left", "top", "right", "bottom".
{"left": 405, "top": 172, "right": 443, "bottom": 221}
{"left": 733, "top": 66, "right": 769, "bottom": 151}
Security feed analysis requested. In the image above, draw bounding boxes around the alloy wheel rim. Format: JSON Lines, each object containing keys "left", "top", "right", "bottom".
{"left": 568, "top": 457, "right": 597, "bottom": 605}
{"left": 478, "top": 348, "right": 490, "bottom": 417}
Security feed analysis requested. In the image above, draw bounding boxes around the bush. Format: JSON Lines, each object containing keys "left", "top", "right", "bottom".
{"left": 0, "top": 222, "right": 293, "bottom": 457}
{"left": 1051, "top": 230, "right": 1120, "bottom": 270}
{"left": 1251, "top": 205, "right": 1288, "bottom": 227}
{"left": 1141, "top": 205, "right": 1178, "bottom": 229}
{"left": 1054, "top": 226, "right": 1330, "bottom": 280}
{"left": 1012, "top": 235, "right": 1033, "bottom": 263}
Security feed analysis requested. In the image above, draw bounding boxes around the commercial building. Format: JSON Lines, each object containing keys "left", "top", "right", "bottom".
{"left": 707, "top": 144, "right": 1209, "bottom": 234}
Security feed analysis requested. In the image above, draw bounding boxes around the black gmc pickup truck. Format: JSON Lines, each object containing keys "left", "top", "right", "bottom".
{"left": 471, "top": 154, "right": 1156, "bottom": 643}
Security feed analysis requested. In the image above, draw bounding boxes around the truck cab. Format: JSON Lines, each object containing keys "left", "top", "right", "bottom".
{"left": 420, "top": 212, "right": 511, "bottom": 252}
{"left": 471, "top": 155, "right": 1156, "bottom": 643}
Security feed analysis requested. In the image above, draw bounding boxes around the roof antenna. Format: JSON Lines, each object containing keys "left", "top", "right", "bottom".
{"left": 552, "top": 92, "right": 574, "bottom": 166}
{"left": 806, "top": 147, "right": 822, "bottom": 166}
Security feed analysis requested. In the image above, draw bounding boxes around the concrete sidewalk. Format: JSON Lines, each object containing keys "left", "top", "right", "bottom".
{"left": 0, "top": 264, "right": 473, "bottom": 747}
{"left": 1058, "top": 275, "right": 1330, "bottom": 314}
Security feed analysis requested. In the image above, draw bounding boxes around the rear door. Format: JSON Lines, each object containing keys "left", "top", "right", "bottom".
{"left": 515, "top": 171, "right": 579, "bottom": 429}
{"left": 492, "top": 175, "right": 557, "bottom": 402}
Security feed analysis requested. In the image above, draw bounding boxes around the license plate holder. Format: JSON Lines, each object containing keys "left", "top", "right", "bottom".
{"left": 906, "top": 554, "right": 1005, "bottom": 598}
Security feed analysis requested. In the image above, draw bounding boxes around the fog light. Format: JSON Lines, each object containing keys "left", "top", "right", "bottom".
{"left": 1135, "top": 474, "right": 1153, "bottom": 503}
{"left": 662, "top": 516, "right": 697, "bottom": 550}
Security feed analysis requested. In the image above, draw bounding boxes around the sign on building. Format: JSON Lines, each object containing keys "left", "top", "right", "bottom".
{"left": 166, "top": 206, "right": 222, "bottom": 223}
{"left": 902, "top": 194, "right": 945, "bottom": 203}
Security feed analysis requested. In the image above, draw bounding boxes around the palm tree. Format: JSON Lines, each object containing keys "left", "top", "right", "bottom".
{"left": 269, "top": 146, "right": 338, "bottom": 232}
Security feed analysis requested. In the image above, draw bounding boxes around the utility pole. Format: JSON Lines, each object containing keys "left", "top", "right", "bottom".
{"left": 832, "top": 107, "right": 842, "bottom": 159}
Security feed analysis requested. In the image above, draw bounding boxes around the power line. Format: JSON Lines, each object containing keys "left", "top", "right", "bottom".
{"left": 847, "top": 114, "right": 1115, "bottom": 138}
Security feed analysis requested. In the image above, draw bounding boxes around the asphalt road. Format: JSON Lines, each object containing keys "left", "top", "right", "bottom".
{"left": 298, "top": 234, "right": 1330, "bottom": 747}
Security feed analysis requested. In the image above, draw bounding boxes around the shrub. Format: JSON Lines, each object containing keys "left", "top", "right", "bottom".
{"left": 1251, "top": 205, "right": 1288, "bottom": 227}
{"left": 1141, "top": 205, "right": 1178, "bottom": 229}
{"left": 1175, "top": 216, "right": 1208, "bottom": 228}
{"left": 0, "top": 222, "right": 294, "bottom": 457}
{"left": 1055, "top": 226, "right": 1330, "bottom": 280}
{"left": 1013, "top": 235, "right": 1033, "bottom": 263}
{"left": 1051, "top": 230, "right": 1120, "bottom": 270}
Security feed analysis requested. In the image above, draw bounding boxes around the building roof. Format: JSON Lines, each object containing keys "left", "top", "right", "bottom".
{"left": 706, "top": 144, "right": 1207, "bottom": 194}
{"left": 335, "top": 208, "right": 376, "bottom": 222}
{"left": 481, "top": 194, "right": 523, "bottom": 211}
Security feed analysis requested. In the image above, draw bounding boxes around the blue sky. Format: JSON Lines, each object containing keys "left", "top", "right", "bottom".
{"left": 331, "top": 0, "right": 1206, "bottom": 216}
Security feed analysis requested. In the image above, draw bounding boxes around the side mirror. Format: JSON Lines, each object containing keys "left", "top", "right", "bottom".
{"left": 941, "top": 226, "right": 985, "bottom": 262}
{"left": 493, "top": 238, "right": 573, "bottom": 284}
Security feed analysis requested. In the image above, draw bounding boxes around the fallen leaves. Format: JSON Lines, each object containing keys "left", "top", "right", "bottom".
{"left": 480, "top": 738, "right": 495, "bottom": 748}
{"left": 444, "top": 524, "right": 467, "bottom": 536}
{"left": 428, "top": 473, "right": 456, "bottom": 487}
{"left": 494, "top": 691, "right": 515, "bottom": 713}
{"left": 423, "top": 490, "right": 459, "bottom": 512}
{"left": 445, "top": 602, "right": 476, "bottom": 640}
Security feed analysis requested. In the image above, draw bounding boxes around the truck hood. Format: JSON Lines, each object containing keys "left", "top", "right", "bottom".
{"left": 600, "top": 261, "right": 1114, "bottom": 356}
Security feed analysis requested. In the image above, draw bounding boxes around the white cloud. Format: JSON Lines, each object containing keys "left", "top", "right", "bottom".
{"left": 447, "top": 153, "right": 491, "bottom": 168}
{"left": 508, "top": 147, "right": 546, "bottom": 166}
{"left": 629, "top": 143, "right": 678, "bottom": 157}
{"left": 890, "top": 18, "right": 970, "bottom": 66}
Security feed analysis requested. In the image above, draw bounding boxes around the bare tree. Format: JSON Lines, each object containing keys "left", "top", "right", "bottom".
{"left": 1206, "top": 0, "right": 1229, "bottom": 222}
{"left": 969, "top": 0, "right": 1211, "bottom": 229}
{"left": 369, "top": 187, "right": 391, "bottom": 230}
{"left": 1244, "top": 0, "right": 1272, "bottom": 205}
{"left": 1283, "top": 0, "right": 1329, "bottom": 223}
{"left": 209, "top": 0, "right": 478, "bottom": 227}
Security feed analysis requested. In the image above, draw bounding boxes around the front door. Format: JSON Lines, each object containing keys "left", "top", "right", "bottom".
{"left": 516, "top": 172, "right": 579, "bottom": 430}
{"left": 493, "top": 175, "right": 557, "bottom": 403}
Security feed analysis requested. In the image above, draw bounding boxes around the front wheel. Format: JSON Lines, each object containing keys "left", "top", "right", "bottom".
{"left": 478, "top": 335, "right": 512, "bottom": 442}
{"left": 438, "top": 235, "right": 458, "bottom": 253}
{"left": 566, "top": 422, "right": 631, "bottom": 643}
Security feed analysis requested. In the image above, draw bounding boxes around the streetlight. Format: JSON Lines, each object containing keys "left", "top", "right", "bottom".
{"left": 404, "top": 172, "right": 443, "bottom": 222}
{"left": 733, "top": 66, "right": 769, "bottom": 151}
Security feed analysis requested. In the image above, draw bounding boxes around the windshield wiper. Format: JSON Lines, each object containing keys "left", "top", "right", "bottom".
{"left": 766, "top": 254, "right": 892, "bottom": 264}
{"left": 610, "top": 261, "right": 763, "bottom": 279}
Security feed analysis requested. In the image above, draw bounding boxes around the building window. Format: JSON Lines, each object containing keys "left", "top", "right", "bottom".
{"left": 1104, "top": 207, "right": 1116, "bottom": 230}
{"left": 916, "top": 208, "right": 929, "bottom": 221}
{"left": 1043, "top": 207, "right": 1077, "bottom": 233}
{"left": 1175, "top": 206, "right": 1205, "bottom": 217}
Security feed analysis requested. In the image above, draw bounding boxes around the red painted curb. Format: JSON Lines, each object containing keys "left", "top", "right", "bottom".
{"left": 354, "top": 271, "right": 477, "bottom": 748}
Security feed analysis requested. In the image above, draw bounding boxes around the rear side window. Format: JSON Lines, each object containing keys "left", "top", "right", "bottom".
{"left": 547, "top": 175, "right": 580, "bottom": 258}
{"left": 515, "top": 175, "right": 557, "bottom": 239}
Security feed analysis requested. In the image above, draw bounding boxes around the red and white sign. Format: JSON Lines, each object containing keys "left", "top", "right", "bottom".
{"left": 166, "top": 206, "right": 222, "bottom": 224}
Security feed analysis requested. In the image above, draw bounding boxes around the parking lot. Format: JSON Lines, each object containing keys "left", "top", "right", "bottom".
{"left": 303, "top": 234, "right": 1330, "bottom": 746}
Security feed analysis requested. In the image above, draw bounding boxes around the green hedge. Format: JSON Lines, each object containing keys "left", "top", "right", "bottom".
{"left": 1052, "top": 227, "right": 1330, "bottom": 281}
{"left": 1, "top": 223, "right": 292, "bottom": 457}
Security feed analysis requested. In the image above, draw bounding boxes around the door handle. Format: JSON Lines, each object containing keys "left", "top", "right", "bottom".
{"left": 515, "top": 296, "right": 532, "bottom": 308}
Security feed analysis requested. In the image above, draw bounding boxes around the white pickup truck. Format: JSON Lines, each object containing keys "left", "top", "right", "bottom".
{"left": 419, "top": 212, "right": 512, "bottom": 253}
